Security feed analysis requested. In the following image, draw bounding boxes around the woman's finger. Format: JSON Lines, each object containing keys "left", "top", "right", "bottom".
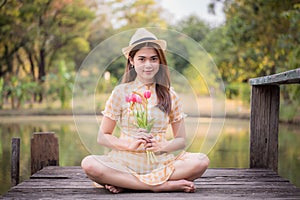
{"left": 138, "top": 136, "right": 151, "bottom": 143}
{"left": 137, "top": 128, "right": 148, "bottom": 133}
{"left": 144, "top": 142, "right": 152, "bottom": 148}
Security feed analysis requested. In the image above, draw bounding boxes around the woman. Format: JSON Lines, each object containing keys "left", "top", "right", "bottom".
{"left": 81, "top": 28, "right": 209, "bottom": 193}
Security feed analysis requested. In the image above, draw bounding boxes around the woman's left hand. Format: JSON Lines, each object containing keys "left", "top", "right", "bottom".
{"left": 144, "top": 138, "right": 168, "bottom": 152}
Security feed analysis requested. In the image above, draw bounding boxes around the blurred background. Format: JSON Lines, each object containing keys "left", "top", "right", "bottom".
{"left": 0, "top": 0, "right": 299, "bottom": 195}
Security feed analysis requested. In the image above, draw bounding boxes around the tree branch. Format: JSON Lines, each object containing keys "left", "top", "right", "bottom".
{"left": 0, "top": 0, "right": 7, "bottom": 9}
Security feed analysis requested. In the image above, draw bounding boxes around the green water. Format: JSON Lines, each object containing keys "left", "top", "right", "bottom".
{"left": 0, "top": 116, "right": 299, "bottom": 195}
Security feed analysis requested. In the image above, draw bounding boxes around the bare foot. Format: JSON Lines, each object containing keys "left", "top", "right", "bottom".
{"left": 93, "top": 182, "right": 104, "bottom": 188}
{"left": 105, "top": 184, "right": 124, "bottom": 194}
{"left": 154, "top": 180, "right": 195, "bottom": 193}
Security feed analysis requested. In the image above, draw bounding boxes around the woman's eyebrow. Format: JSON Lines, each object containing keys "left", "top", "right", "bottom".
{"left": 137, "top": 55, "right": 158, "bottom": 58}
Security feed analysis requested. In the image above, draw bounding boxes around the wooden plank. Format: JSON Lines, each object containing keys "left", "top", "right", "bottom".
{"left": 11, "top": 138, "right": 20, "bottom": 187}
{"left": 14, "top": 179, "right": 296, "bottom": 189}
{"left": 31, "top": 166, "right": 281, "bottom": 179}
{"left": 249, "top": 68, "right": 300, "bottom": 85}
{"left": 2, "top": 167, "right": 300, "bottom": 200}
{"left": 250, "top": 85, "right": 279, "bottom": 171}
{"left": 30, "top": 132, "right": 59, "bottom": 175}
{"left": 3, "top": 185, "right": 300, "bottom": 199}
{"left": 30, "top": 166, "right": 86, "bottom": 179}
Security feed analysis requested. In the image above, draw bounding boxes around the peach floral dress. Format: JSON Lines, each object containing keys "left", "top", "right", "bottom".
{"left": 101, "top": 78, "right": 186, "bottom": 185}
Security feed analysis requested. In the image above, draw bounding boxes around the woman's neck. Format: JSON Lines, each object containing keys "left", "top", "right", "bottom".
{"left": 136, "top": 77, "right": 154, "bottom": 86}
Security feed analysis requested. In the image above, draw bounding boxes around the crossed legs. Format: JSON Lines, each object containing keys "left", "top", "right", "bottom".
{"left": 81, "top": 152, "right": 209, "bottom": 193}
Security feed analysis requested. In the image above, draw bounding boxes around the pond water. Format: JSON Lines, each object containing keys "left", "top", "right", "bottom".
{"left": 0, "top": 116, "right": 299, "bottom": 195}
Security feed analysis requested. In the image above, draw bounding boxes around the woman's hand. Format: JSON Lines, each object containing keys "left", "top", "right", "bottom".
{"left": 145, "top": 138, "right": 168, "bottom": 152}
{"left": 136, "top": 128, "right": 152, "bottom": 142}
{"left": 126, "top": 138, "right": 146, "bottom": 151}
{"left": 125, "top": 128, "right": 153, "bottom": 151}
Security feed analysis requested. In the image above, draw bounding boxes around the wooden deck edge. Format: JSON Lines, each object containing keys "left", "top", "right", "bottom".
{"left": 249, "top": 68, "right": 300, "bottom": 85}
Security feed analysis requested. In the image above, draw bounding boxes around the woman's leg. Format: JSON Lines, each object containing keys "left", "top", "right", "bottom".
{"left": 81, "top": 155, "right": 195, "bottom": 193}
{"left": 170, "top": 152, "right": 210, "bottom": 181}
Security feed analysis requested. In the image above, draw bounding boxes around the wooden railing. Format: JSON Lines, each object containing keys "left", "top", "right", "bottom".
{"left": 249, "top": 68, "right": 300, "bottom": 172}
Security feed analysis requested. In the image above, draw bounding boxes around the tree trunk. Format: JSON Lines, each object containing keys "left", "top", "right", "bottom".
{"left": 38, "top": 48, "right": 46, "bottom": 103}
{"left": 4, "top": 44, "right": 14, "bottom": 74}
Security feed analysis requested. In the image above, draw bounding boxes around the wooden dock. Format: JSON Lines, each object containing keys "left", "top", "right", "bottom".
{"left": 2, "top": 166, "right": 300, "bottom": 199}
{"left": 2, "top": 68, "right": 300, "bottom": 199}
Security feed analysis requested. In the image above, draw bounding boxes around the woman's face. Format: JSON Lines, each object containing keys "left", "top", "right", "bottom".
{"left": 129, "top": 47, "right": 160, "bottom": 83}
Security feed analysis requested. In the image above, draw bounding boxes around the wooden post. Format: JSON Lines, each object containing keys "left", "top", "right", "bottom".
{"left": 250, "top": 85, "right": 280, "bottom": 172}
{"left": 11, "top": 138, "right": 20, "bottom": 187}
{"left": 31, "top": 132, "right": 59, "bottom": 175}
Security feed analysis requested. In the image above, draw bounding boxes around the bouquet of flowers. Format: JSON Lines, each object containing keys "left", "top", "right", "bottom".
{"left": 126, "top": 89, "right": 158, "bottom": 164}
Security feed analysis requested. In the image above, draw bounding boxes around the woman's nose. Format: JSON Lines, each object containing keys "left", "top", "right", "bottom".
{"left": 144, "top": 60, "right": 152, "bottom": 67}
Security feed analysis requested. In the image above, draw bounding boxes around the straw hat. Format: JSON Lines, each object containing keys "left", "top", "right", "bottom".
{"left": 122, "top": 28, "right": 167, "bottom": 58}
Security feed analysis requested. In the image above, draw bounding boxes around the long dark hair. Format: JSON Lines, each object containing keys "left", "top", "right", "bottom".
{"left": 122, "top": 42, "right": 171, "bottom": 114}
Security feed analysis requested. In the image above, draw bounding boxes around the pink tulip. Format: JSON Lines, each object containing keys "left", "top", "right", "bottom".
{"left": 125, "top": 94, "right": 131, "bottom": 103}
{"left": 131, "top": 93, "right": 137, "bottom": 102}
{"left": 144, "top": 90, "right": 151, "bottom": 99}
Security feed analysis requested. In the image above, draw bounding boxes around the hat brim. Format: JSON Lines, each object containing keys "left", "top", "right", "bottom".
{"left": 122, "top": 40, "right": 167, "bottom": 58}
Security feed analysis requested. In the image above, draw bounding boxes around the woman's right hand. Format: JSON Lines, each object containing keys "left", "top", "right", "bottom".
{"left": 136, "top": 128, "right": 153, "bottom": 143}
{"left": 125, "top": 128, "right": 152, "bottom": 151}
{"left": 126, "top": 138, "right": 146, "bottom": 151}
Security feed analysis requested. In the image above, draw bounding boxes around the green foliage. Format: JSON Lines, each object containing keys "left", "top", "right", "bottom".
{"left": 225, "top": 82, "right": 250, "bottom": 105}
{"left": 222, "top": 0, "right": 299, "bottom": 77}
{"left": 1, "top": 0, "right": 299, "bottom": 115}
{"left": 175, "top": 14, "right": 211, "bottom": 42}
{"left": 0, "top": 0, "right": 94, "bottom": 107}
{"left": 206, "top": 0, "right": 299, "bottom": 112}
{"left": 109, "top": 0, "right": 168, "bottom": 29}
{"left": 4, "top": 76, "right": 40, "bottom": 109}
{"left": 46, "top": 60, "right": 74, "bottom": 109}
{"left": 170, "top": 15, "right": 211, "bottom": 74}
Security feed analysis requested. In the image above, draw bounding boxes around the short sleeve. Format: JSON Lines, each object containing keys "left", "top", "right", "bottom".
{"left": 169, "top": 88, "right": 187, "bottom": 123}
{"left": 101, "top": 86, "right": 123, "bottom": 121}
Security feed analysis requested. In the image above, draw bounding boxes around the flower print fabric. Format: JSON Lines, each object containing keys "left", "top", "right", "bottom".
{"left": 100, "top": 78, "right": 186, "bottom": 185}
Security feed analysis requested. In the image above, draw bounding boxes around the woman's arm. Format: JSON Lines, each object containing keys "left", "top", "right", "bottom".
{"left": 147, "top": 118, "right": 186, "bottom": 153}
{"left": 97, "top": 116, "right": 146, "bottom": 151}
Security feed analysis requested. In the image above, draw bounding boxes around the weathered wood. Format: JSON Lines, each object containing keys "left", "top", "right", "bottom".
{"left": 250, "top": 85, "right": 279, "bottom": 171}
{"left": 249, "top": 68, "right": 299, "bottom": 172}
{"left": 2, "top": 167, "right": 300, "bottom": 199}
{"left": 249, "top": 68, "right": 300, "bottom": 85}
{"left": 11, "top": 138, "right": 20, "bottom": 187}
{"left": 31, "top": 132, "right": 59, "bottom": 175}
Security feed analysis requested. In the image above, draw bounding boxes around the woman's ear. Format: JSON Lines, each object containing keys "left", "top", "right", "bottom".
{"left": 129, "top": 56, "right": 134, "bottom": 65}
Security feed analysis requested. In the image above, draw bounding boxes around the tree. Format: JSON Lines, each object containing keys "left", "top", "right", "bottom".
{"left": 0, "top": 0, "right": 26, "bottom": 77}
{"left": 175, "top": 14, "right": 210, "bottom": 43}
{"left": 109, "top": 0, "right": 168, "bottom": 29}
{"left": 0, "top": 0, "right": 95, "bottom": 104}
{"left": 206, "top": 0, "right": 300, "bottom": 120}
{"left": 207, "top": 0, "right": 300, "bottom": 82}
{"left": 227, "top": 0, "right": 299, "bottom": 77}
{"left": 171, "top": 15, "right": 211, "bottom": 74}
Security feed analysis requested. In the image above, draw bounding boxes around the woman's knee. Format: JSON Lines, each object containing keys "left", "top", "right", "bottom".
{"left": 193, "top": 153, "right": 210, "bottom": 172}
{"left": 81, "top": 155, "right": 94, "bottom": 171}
{"left": 200, "top": 154, "right": 210, "bottom": 169}
{"left": 81, "top": 155, "right": 105, "bottom": 175}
